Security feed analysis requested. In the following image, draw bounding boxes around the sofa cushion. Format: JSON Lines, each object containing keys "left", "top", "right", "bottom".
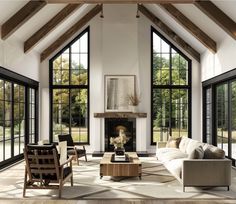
{"left": 179, "top": 137, "right": 191, "bottom": 153}
{"left": 188, "top": 145, "right": 204, "bottom": 159}
{"left": 203, "top": 144, "right": 225, "bottom": 159}
{"left": 185, "top": 139, "right": 203, "bottom": 155}
{"left": 164, "top": 158, "right": 185, "bottom": 179}
{"left": 166, "top": 137, "right": 181, "bottom": 148}
{"left": 156, "top": 148, "right": 188, "bottom": 162}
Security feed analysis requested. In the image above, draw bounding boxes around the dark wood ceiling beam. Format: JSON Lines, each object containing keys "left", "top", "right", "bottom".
{"left": 46, "top": 0, "right": 196, "bottom": 3}
{"left": 138, "top": 4, "right": 200, "bottom": 62}
{"left": 1, "top": 0, "right": 47, "bottom": 40}
{"left": 40, "top": 4, "right": 102, "bottom": 62}
{"left": 194, "top": 0, "right": 236, "bottom": 40}
{"left": 160, "top": 4, "right": 216, "bottom": 53}
{"left": 24, "top": 4, "right": 82, "bottom": 53}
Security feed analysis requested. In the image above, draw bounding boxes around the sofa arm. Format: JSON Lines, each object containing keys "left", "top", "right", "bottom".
{"left": 156, "top": 141, "right": 167, "bottom": 149}
{"left": 182, "top": 159, "right": 231, "bottom": 191}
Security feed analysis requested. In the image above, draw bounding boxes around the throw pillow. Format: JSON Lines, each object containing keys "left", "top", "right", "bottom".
{"left": 188, "top": 145, "right": 204, "bottom": 159}
{"left": 203, "top": 145, "right": 225, "bottom": 159}
{"left": 166, "top": 137, "right": 181, "bottom": 148}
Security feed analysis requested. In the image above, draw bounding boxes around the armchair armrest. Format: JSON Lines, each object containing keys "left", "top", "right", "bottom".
{"left": 60, "top": 156, "right": 73, "bottom": 168}
{"left": 182, "top": 159, "right": 231, "bottom": 188}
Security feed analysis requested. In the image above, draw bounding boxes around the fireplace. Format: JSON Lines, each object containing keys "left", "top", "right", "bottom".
{"left": 105, "top": 118, "right": 136, "bottom": 152}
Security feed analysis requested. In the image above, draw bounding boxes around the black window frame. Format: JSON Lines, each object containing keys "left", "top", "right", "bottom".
{"left": 0, "top": 66, "right": 39, "bottom": 170}
{"left": 203, "top": 68, "right": 236, "bottom": 166}
{"left": 49, "top": 27, "right": 90, "bottom": 145}
{"left": 151, "top": 26, "right": 192, "bottom": 145}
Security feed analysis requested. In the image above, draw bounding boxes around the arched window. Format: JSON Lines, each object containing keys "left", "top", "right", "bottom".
{"left": 151, "top": 27, "right": 191, "bottom": 144}
{"left": 49, "top": 27, "right": 89, "bottom": 144}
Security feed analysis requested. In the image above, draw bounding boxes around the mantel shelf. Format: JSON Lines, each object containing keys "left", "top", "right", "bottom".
{"left": 94, "top": 112, "right": 147, "bottom": 118}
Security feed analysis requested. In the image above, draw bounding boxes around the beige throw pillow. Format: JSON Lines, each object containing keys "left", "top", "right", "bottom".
{"left": 188, "top": 145, "right": 204, "bottom": 159}
{"left": 166, "top": 137, "right": 181, "bottom": 148}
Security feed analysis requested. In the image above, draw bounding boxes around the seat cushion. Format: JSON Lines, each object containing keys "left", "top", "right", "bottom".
{"left": 156, "top": 148, "right": 188, "bottom": 162}
{"left": 179, "top": 137, "right": 191, "bottom": 153}
{"left": 164, "top": 158, "right": 185, "bottom": 179}
{"left": 67, "top": 149, "right": 86, "bottom": 155}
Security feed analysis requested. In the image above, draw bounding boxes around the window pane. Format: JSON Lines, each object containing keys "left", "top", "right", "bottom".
{"left": 51, "top": 29, "right": 89, "bottom": 144}
{"left": 0, "top": 80, "right": 3, "bottom": 100}
{"left": 0, "top": 142, "right": 3, "bottom": 162}
{"left": 231, "top": 81, "right": 236, "bottom": 159}
{"left": 14, "top": 137, "right": 19, "bottom": 156}
{"left": 5, "top": 140, "right": 11, "bottom": 160}
{"left": 152, "top": 29, "right": 190, "bottom": 144}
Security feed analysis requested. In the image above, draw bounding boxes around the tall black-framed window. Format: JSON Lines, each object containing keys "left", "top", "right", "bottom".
{"left": 203, "top": 69, "right": 236, "bottom": 165}
{"left": 0, "top": 66, "right": 38, "bottom": 169}
{"left": 151, "top": 26, "right": 192, "bottom": 144}
{"left": 49, "top": 27, "right": 89, "bottom": 144}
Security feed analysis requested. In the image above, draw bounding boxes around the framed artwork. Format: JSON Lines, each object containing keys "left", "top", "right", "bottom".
{"left": 104, "top": 75, "right": 136, "bottom": 112}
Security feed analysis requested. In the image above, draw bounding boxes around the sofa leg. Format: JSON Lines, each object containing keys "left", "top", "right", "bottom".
{"left": 227, "top": 186, "right": 230, "bottom": 191}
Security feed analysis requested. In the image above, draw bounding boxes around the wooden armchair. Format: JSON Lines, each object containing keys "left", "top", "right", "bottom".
{"left": 23, "top": 144, "right": 73, "bottom": 198}
{"left": 58, "top": 134, "right": 87, "bottom": 165}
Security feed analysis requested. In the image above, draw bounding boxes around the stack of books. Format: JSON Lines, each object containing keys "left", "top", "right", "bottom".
{"left": 114, "top": 154, "right": 126, "bottom": 161}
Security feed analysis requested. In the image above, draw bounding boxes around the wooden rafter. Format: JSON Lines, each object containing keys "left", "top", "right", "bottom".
{"left": 1, "top": 0, "right": 47, "bottom": 40}
{"left": 46, "top": 0, "right": 196, "bottom": 3}
{"left": 40, "top": 4, "right": 102, "bottom": 62}
{"left": 24, "top": 4, "right": 82, "bottom": 53}
{"left": 160, "top": 4, "right": 217, "bottom": 53}
{"left": 138, "top": 4, "right": 200, "bottom": 62}
{"left": 194, "top": 0, "right": 236, "bottom": 40}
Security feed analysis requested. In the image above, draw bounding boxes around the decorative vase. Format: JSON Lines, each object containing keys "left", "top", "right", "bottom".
{"left": 114, "top": 146, "right": 125, "bottom": 156}
{"left": 130, "top": 105, "right": 138, "bottom": 113}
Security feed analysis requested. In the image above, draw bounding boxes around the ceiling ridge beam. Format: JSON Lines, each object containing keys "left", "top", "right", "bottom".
{"left": 40, "top": 4, "right": 102, "bottom": 62}
{"left": 46, "top": 0, "right": 196, "bottom": 4}
{"left": 160, "top": 4, "right": 217, "bottom": 53}
{"left": 1, "top": 0, "right": 47, "bottom": 40}
{"left": 24, "top": 4, "right": 83, "bottom": 53}
{"left": 194, "top": 0, "right": 236, "bottom": 41}
{"left": 138, "top": 4, "right": 200, "bottom": 62}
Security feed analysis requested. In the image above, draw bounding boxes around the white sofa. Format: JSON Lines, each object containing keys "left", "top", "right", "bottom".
{"left": 156, "top": 137, "right": 232, "bottom": 192}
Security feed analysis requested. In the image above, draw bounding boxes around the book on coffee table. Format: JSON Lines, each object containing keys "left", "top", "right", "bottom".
{"left": 111, "top": 154, "right": 130, "bottom": 162}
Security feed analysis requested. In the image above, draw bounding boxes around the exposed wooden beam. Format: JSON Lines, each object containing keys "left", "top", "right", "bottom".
{"left": 40, "top": 4, "right": 102, "bottom": 62}
{"left": 1, "top": 0, "right": 47, "bottom": 40}
{"left": 24, "top": 4, "right": 82, "bottom": 53}
{"left": 194, "top": 0, "right": 236, "bottom": 40}
{"left": 160, "top": 4, "right": 216, "bottom": 53}
{"left": 46, "top": 0, "right": 196, "bottom": 3}
{"left": 138, "top": 4, "right": 200, "bottom": 62}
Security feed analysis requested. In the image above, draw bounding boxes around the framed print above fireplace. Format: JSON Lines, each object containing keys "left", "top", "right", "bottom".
{"left": 105, "top": 75, "right": 135, "bottom": 112}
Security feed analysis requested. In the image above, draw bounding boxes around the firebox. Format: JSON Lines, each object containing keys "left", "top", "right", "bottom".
{"left": 105, "top": 118, "right": 136, "bottom": 152}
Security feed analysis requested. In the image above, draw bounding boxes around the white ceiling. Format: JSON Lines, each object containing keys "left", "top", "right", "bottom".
{"left": 0, "top": 1, "right": 235, "bottom": 57}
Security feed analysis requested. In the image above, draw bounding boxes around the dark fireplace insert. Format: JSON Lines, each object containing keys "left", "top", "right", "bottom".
{"left": 105, "top": 118, "right": 136, "bottom": 152}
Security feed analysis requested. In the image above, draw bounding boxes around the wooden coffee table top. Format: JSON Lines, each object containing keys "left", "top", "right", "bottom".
{"left": 100, "top": 152, "right": 141, "bottom": 164}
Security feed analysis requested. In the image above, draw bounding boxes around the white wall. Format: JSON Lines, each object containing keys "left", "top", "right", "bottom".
{"left": 40, "top": 4, "right": 202, "bottom": 153}
{"left": 201, "top": 36, "right": 236, "bottom": 82}
{"left": 0, "top": 37, "right": 40, "bottom": 81}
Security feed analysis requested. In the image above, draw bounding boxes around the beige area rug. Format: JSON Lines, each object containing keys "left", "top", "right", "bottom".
{"left": 0, "top": 156, "right": 236, "bottom": 202}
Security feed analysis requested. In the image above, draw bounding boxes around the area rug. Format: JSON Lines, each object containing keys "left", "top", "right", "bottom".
{"left": 0, "top": 156, "right": 236, "bottom": 201}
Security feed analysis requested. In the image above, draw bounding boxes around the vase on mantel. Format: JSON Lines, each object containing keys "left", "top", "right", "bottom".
{"left": 130, "top": 105, "right": 138, "bottom": 113}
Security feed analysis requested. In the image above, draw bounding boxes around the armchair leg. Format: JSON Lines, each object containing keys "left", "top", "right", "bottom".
{"left": 23, "top": 168, "right": 27, "bottom": 197}
{"left": 227, "top": 186, "right": 230, "bottom": 191}
{"left": 85, "top": 154, "right": 87, "bottom": 162}
{"left": 71, "top": 175, "right": 73, "bottom": 186}
{"left": 59, "top": 180, "right": 63, "bottom": 198}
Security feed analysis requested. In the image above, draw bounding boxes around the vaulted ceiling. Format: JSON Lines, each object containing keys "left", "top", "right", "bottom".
{"left": 1, "top": 0, "right": 236, "bottom": 63}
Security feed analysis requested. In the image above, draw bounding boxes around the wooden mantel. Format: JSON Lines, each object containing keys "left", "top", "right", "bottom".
{"left": 94, "top": 112, "right": 147, "bottom": 118}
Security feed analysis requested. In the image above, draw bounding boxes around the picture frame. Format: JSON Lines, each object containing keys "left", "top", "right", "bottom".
{"left": 104, "top": 75, "right": 136, "bottom": 112}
